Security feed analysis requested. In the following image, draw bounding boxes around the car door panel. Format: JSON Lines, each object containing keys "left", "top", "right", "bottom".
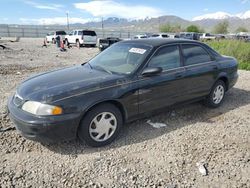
{"left": 184, "top": 62, "right": 218, "bottom": 98}
{"left": 138, "top": 67, "right": 186, "bottom": 114}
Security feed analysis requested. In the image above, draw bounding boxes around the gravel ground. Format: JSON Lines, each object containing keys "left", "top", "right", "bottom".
{"left": 0, "top": 38, "right": 249, "bottom": 188}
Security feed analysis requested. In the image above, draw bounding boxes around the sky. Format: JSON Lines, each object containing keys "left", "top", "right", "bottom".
{"left": 0, "top": 0, "right": 249, "bottom": 25}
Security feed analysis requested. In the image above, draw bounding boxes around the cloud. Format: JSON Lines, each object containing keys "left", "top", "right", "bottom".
{"left": 74, "top": 0, "right": 164, "bottom": 20}
{"left": 24, "top": 0, "right": 63, "bottom": 11}
{"left": 19, "top": 17, "right": 100, "bottom": 25}
{"left": 241, "top": 0, "right": 250, "bottom": 4}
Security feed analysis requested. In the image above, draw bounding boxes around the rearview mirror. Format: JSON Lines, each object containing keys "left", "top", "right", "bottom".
{"left": 142, "top": 67, "right": 163, "bottom": 77}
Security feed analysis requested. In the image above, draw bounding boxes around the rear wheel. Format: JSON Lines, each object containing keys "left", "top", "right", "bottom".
{"left": 78, "top": 103, "right": 123, "bottom": 147}
{"left": 204, "top": 80, "right": 226, "bottom": 108}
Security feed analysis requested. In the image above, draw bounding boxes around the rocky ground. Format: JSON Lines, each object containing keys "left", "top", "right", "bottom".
{"left": 0, "top": 38, "right": 249, "bottom": 187}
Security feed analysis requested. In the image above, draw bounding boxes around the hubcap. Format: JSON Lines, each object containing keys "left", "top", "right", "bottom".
{"left": 89, "top": 112, "right": 117, "bottom": 142}
{"left": 213, "top": 85, "right": 224, "bottom": 104}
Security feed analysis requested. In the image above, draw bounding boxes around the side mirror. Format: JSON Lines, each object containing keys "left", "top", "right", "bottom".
{"left": 142, "top": 67, "right": 163, "bottom": 77}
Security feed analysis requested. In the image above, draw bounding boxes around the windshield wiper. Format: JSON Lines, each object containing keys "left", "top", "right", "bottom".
{"left": 94, "top": 65, "right": 113, "bottom": 74}
{"left": 81, "top": 62, "right": 93, "bottom": 69}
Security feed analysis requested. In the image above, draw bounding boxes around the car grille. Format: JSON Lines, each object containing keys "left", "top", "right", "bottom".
{"left": 13, "top": 94, "right": 24, "bottom": 107}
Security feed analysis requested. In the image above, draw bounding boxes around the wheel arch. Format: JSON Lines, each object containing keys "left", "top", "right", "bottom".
{"left": 80, "top": 100, "right": 127, "bottom": 125}
{"left": 216, "top": 73, "right": 229, "bottom": 91}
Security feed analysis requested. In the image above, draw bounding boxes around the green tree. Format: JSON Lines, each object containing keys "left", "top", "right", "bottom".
{"left": 236, "top": 27, "right": 248, "bottom": 33}
{"left": 160, "top": 24, "right": 183, "bottom": 33}
{"left": 186, "top": 25, "right": 200, "bottom": 32}
{"left": 213, "top": 21, "right": 229, "bottom": 34}
{"left": 160, "top": 24, "right": 173, "bottom": 32}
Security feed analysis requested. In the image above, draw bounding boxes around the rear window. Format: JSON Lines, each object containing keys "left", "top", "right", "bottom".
{"left": 82, "top": 30, "right": 97, "bottom": 36}
{"left": 56, "top": 31, "right": 66, "bottom": 35}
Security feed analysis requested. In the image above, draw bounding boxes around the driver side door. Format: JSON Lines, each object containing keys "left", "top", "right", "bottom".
{"left": 138, "top": 44, "right": 186, "bottom": 114}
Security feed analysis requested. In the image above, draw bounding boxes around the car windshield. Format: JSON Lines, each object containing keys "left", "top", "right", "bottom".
{"left": 88, "top": 43, "right": 152, "bottom": 75}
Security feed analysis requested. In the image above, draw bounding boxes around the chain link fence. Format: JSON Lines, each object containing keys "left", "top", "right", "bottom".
{"left": 0, "top": 24, "right": 145, "bottom": 39}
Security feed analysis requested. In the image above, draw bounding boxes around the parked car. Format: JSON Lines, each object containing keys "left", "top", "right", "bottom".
{"left": 8, "top": 39, "right": 238, "bottom": 147}
{"left": 65, "top": 30, "right": 97, "bottom": 47}
{"left": 46, "top": 31, "right": 67, "bottom": 44}
{"left": 98, "top": 37, "right": 122, "bottom": 51}
{"left": 200, "top": 33, "right": 216, "bottom": 41}
{"left": 133, "top": 34, "right": 148, "bottom": 39}
{"left": 179, "top": 32, "right": 200, "bottom": 40}
{"left": 150, "top": 33, "right": 169, "bottom": 38}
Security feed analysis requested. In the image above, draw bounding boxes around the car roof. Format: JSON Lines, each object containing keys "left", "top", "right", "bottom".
{"left": 120, "top": 38, "right": 203, "bottom": 48}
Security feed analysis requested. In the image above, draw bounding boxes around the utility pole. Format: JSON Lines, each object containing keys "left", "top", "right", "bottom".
{"left": 102, "top": 17, "right": 104, "bottom": 37}
{"left": 66, "top": 11, "right": 69, "bottom": 31}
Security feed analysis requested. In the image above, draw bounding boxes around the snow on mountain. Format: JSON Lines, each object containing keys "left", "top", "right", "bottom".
{"left": 193, "top": 11, "right": 250, "bottom": 21}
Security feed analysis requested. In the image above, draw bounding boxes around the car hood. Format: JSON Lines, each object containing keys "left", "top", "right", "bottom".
{"left": 17, "top": 65, "right": 124, "bottom": 103}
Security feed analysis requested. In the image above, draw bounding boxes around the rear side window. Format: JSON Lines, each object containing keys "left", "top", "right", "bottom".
{"left": 56, "top": 31, "right": 66, "bottom": 35}
{"left": 148, "top": 45, "right": 180, "bottom": 70}
{"left": 162, "top": 35, "right": 169, "bottom": 38}
{"left": 82, "top": 30, "right": 97, "bottom": 36}
{"left": 182, "top": 44, "right": 212, "bottom": 66}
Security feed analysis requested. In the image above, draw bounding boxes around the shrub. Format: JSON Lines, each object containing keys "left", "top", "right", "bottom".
{"left": 206, "top": 40, "right": 250, "bottom": 71}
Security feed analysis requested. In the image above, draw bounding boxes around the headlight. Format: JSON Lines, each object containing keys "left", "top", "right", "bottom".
{"left": 22, "top": 101, "right": 63, "bottom": 116}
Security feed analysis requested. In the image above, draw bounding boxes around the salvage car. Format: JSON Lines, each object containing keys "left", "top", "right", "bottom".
{"left": 98, "top": 37, "right": 122, "bottom": 51}
{"left": 8, "top": 39, "right": 238, "bottom": 147}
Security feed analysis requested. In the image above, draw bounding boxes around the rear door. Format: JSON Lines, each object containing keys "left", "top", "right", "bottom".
{"left": 138, "top": 44, "right": 186, "bottom": 114}
{"left": 181, "top": 43, "right": 218, "bottom": 99}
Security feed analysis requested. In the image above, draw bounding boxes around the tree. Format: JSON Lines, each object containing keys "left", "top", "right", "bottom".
{"left": 213, "top": 21, "right": 229, "bottom": 34}
{"left": 236, "top": 27, "right": 248, "bottom": 33}
{"left": 160, "top": 23, "right": 183, "bottom": 33}
{"left": 186, "top": 25, "right": 200, "bottom": 33}
{"left": 160, "top": 24, "right": 173, "bottom": 33}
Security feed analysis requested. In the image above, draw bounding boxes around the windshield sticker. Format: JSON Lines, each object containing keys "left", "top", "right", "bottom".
{"left": 129, "top": 48, "right": 147, "bottom": 54}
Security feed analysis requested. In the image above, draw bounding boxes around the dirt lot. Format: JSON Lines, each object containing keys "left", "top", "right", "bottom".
{"left": 0, "top": 38, "right": 249, "bottom": 188}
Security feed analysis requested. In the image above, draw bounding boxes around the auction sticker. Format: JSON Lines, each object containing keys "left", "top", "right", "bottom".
{"left": 129, "top": 48, "right": 147, "bottom": 54}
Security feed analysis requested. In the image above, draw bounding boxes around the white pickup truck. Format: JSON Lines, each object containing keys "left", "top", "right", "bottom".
{"left": 65, "top": 30, "right": 97, "bottom": 47}
{"left": 46, "top": 31, "right": 67, "bottom": 44}
{"left": 200, "top": 33, "right": 216, "bottom": 41}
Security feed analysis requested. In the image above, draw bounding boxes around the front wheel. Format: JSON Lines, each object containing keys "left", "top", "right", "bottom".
{"left": 204, "top": 80, "right": 226, "bottom": 108}
{"left": 78, "top": 103, "right": 123, "bottom": 147}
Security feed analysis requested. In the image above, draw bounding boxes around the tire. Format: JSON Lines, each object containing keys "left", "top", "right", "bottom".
{"left": 78, "top": 103, "right": 123, "bottom": 147}
{"left": 204, "top": 80, "right": 226, "bottom": 108}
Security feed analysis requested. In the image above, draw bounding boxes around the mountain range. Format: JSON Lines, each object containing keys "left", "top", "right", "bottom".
{"left": 79, "top": 14, "right": 250, "bottom": 33}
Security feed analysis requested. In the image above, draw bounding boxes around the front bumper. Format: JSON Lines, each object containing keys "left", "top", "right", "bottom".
{"left": 8, "top": 97, "right": 82, "bottom": 143}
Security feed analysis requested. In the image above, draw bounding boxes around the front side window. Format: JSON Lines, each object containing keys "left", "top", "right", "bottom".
{"left": 182, "top": 44, "right": 212, "bottom": 66}
{"left": 148, "top": 45, "right": 181, "bottom": 70}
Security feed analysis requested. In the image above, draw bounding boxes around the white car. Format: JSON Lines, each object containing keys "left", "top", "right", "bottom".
{"left": 65, "top": 30, "right": 97, "bottom": 47}
{"left": 200, "top": 33, "right": 216, "bottom": 41}
{"left": 150, "top": 33, "right": 169, "bottom": 38}
{"left": 46, "top": 31, "right": 67, "bottom": 44}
